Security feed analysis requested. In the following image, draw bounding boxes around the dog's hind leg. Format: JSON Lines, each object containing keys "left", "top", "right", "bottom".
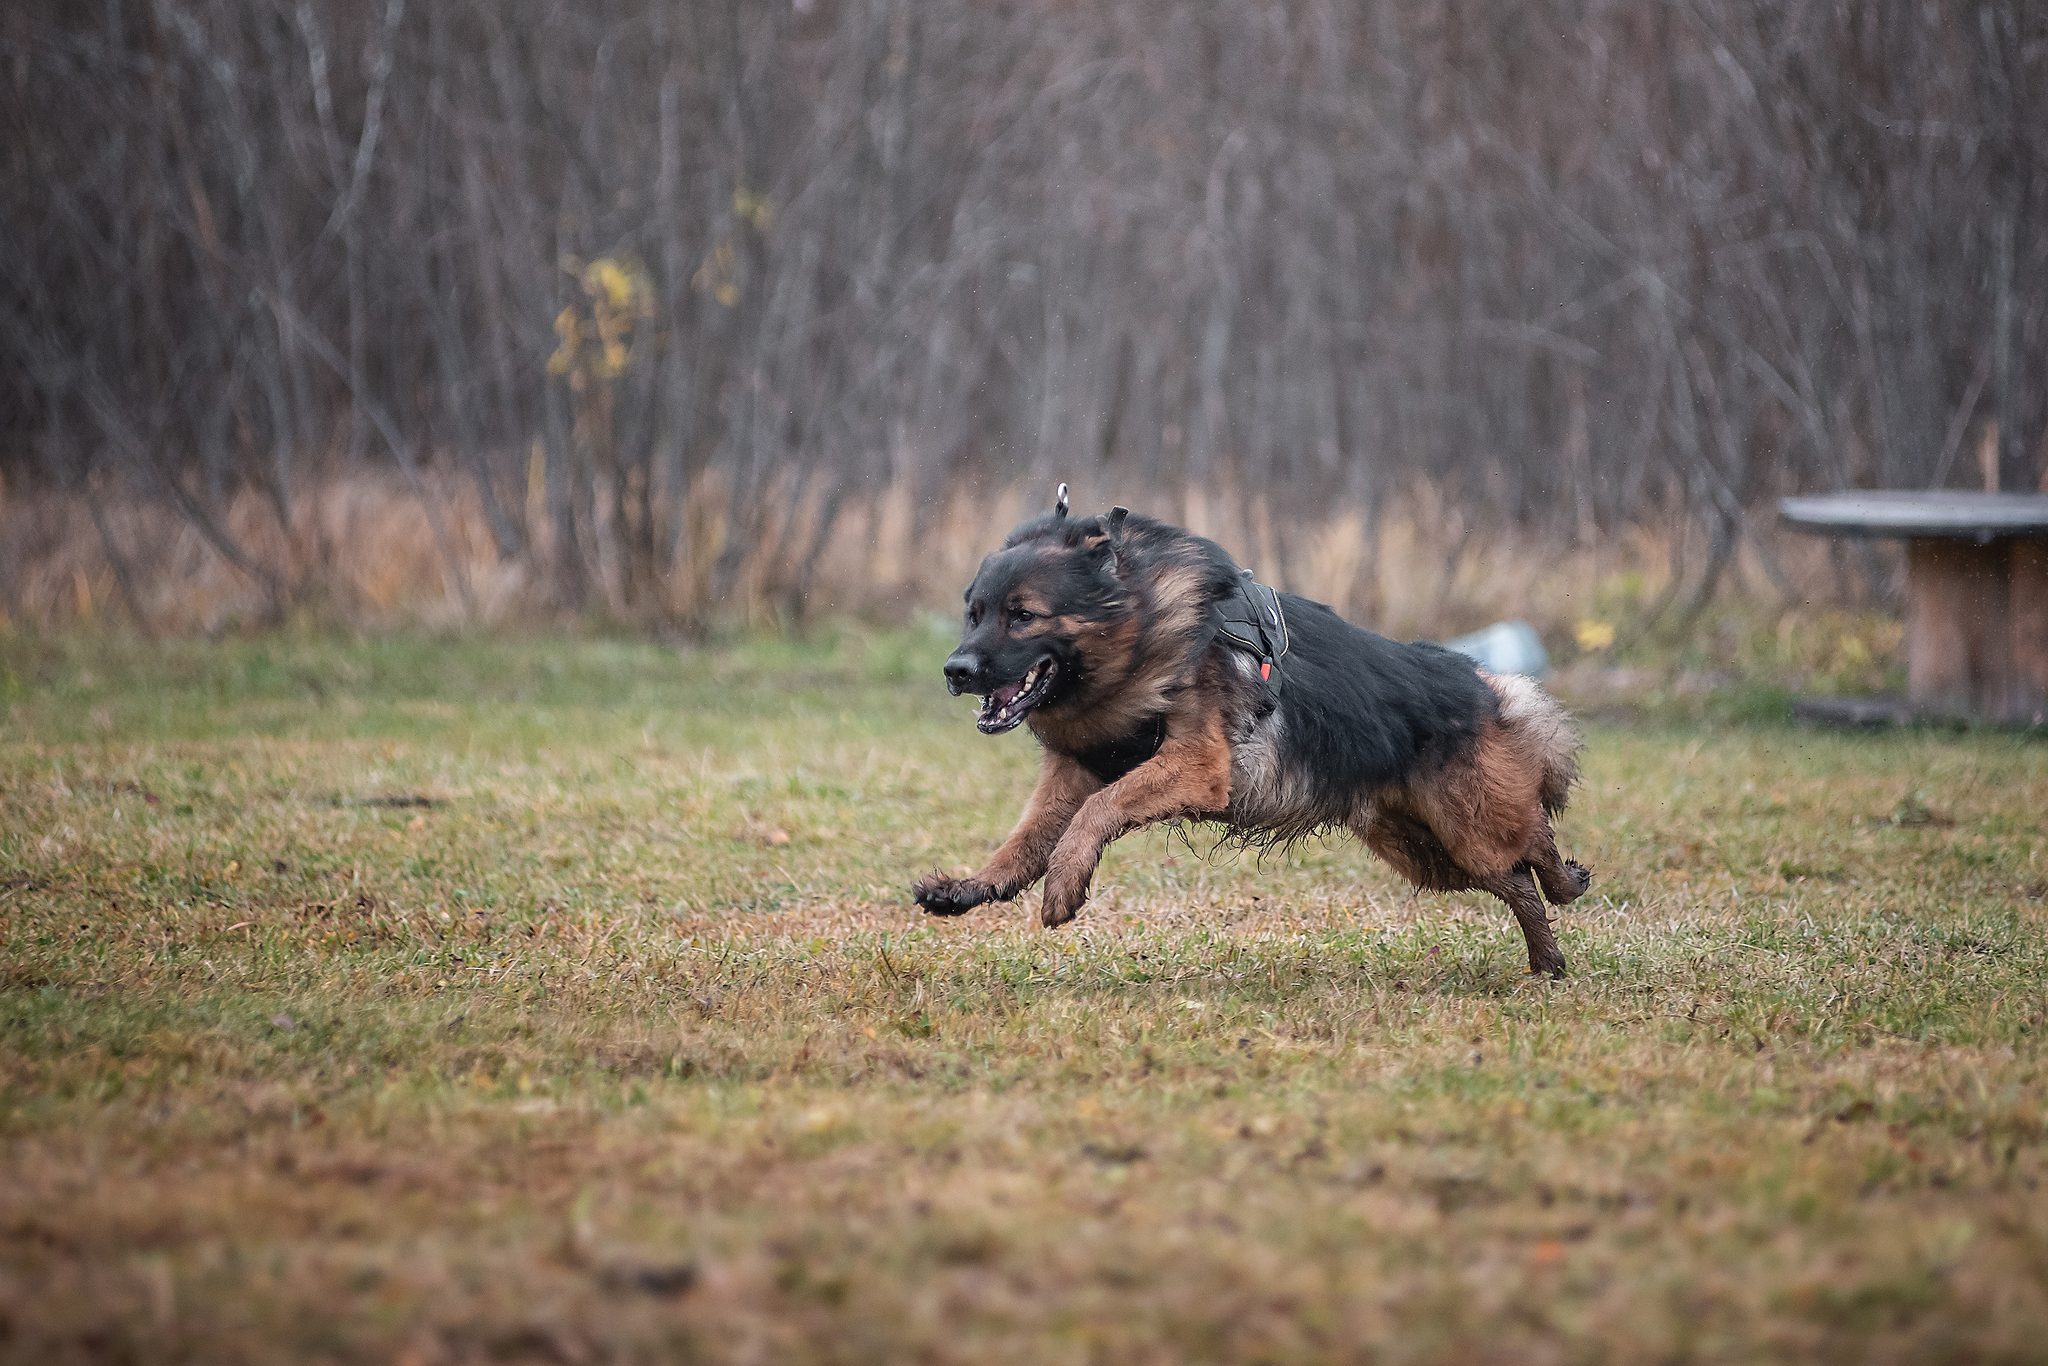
{"left": 1358, "top": 810, "right": 1476, "bottom": 895}
{"left": 1478, "top": 866, "right": 1567, "bottom": 978}
{"left": 913, "top": 753, "right": 1100, "bottom": 915}
{"left": 1525, "top": 814, "right": 1593, "bottom": 906}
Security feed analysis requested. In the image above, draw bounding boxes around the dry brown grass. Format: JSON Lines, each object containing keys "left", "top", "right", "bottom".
{"left": 0, "top": 468, "right": 1888, "bottom": 650}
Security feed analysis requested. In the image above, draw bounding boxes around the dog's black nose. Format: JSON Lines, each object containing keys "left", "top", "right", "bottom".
{"left": 943, "top": 651, "right": 983, "bottom": 695}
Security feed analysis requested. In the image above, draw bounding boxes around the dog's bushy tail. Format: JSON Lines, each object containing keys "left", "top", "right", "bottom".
{"left": 1482, "top": 670, "right": 1583, "bottom": 815}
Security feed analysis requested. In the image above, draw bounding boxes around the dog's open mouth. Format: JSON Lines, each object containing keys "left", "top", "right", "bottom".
{"left": 977, "top": 658, "right": 1058, "bottom": 734}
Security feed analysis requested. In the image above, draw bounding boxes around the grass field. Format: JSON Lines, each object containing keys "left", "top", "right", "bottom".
{"left": 2, "top": 626, "right": 2045, "bottom": 1364}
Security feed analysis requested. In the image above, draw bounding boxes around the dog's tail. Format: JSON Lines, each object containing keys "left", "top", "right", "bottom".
{"left": 1481, "top": 670, "right": 1582, "bottom": 815}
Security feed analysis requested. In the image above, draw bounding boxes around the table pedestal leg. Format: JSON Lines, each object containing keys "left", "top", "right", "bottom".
{"left": 1906, "top": 540, "right": 2009, "bottom": 720}
{"left": 2011, "top": 539, "right": 2048, "bottom": 726}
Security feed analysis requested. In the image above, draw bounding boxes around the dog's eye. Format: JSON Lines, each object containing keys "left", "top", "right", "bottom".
{"left": 1011, "top": 609, "right": 1034, "bottom": 625}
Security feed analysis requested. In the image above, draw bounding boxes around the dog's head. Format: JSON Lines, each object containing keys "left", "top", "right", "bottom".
{"left": 943, "top": 501, "right": 1131, "bottom": 734}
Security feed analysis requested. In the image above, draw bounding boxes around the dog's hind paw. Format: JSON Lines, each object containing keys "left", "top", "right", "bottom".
{"left": 911, "top": 872, "right": 995, "bottom": 916}
{"left": 1536, "top": 859, "right": 1594, "bottom": 905}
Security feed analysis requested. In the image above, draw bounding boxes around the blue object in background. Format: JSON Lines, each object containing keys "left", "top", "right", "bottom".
{"left": 1442, "top": 620, "right": 1550, "bottom": 678}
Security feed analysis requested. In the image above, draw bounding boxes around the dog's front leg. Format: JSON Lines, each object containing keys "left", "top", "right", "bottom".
{"left": 913, "top": 752, "right": 1101, "bottom": 915}
{"left": 1039, "top": 712, "right": 1233, "bottom": 927}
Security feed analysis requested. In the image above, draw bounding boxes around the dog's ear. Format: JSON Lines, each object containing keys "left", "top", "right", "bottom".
{"left": 1103, "top": 506, "right": 1129, "bottom": 574}
{"left": 1053, "top": 482, "right": 1070, "bottom": 519}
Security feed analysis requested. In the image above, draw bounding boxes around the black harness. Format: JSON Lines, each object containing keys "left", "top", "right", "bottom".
{"left": 1215, "top": 567, "right": 1289, "bottom": 700}
{"left": 1069, "top": 570, "right": 1289, "bottom": 785}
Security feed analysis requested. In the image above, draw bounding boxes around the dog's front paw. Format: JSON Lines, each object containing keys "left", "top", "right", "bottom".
{"left": 1038, "top": 874, "right": 1090, "bottom": 928}
{"left": 911, "top": 872, "right": 995, "bottom": 917}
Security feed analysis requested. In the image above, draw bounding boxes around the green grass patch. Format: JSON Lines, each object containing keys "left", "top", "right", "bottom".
{"left": 2, "top": 626, "right": 2046, "bottom": 1362}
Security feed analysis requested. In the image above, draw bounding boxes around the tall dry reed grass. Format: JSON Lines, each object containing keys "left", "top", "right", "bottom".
{"left": 0, "top": 467, "right": 1877, "bottom": 644}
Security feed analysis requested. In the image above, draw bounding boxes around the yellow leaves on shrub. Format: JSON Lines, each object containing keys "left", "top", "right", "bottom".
{"left": 587, "top": 257, "right": 638, "bottom": 310}
{"left": 733, "top": 184, "right": 775, "bottom": 232}
{"left": 548, "top": 254, "right": 654, "bottom": 383}
{"left": 693, "top": 240, "right": 739, "bottom": 308}
{"left": 1574, "top": 619, "right": 1617, "bottom": 651}
{"left": 683, "top": 192, "right": 773, "bottom": 310}
{"left": 545, "top": 307, "right": 579, "bottom": 376}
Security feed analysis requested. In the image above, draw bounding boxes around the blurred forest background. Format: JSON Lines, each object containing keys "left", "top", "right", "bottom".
{"left": 2, "top": 0, "right": 2044, "bottom": 645}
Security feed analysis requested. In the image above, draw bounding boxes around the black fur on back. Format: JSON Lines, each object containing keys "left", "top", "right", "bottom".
{"left": 1270, "top": 595, "right": 1497, "bottom": 811}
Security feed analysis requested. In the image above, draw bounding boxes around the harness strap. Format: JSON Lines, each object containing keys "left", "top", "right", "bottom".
{"left": 1214, "top": 568, "right": 1288, "bottom": 696}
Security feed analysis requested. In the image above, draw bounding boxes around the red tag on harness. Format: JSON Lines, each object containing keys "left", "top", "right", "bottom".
{"left": 1260, "top": 661, "right": 1272, "bottom": 681}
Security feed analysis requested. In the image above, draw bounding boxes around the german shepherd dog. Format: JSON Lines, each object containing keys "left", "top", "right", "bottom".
{"left": 910, "top": 490, "right": 1591, "bottom": 976}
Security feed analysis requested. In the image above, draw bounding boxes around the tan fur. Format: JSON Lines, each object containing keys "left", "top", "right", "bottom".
{"left": 1404, "top": 718, "right": 1545, "bottom": 877}
{"left": 1040, "top": 694, "right": 1235, "bottom": 926}
{"left": 977, "top": 753, "right": 1103, "bottom": 897}
{"left": 1030, "top": 617, "right": 1156, "bottom": 753}
{"left": 909, "top": 752, "right": 1102, "bottom": 913}
{"left": 1340, "top": 677, "right": 1585, "bottom": 975}
{"left": 1028, "top": 564, "right": 1211, "bottom": 755}
{"left": 1147, "top": 563, "right": 1212, "bottom": 635}
{"left": 1482, "top": 668, "right": 1581, "bottom": 812}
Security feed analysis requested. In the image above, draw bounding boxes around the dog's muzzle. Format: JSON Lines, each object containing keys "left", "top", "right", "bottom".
{"left": 943, "top": 650, "right": 984, "bottom": 696}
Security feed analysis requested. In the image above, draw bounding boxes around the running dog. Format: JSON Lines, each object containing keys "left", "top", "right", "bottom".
{"left": 910, "top": 488, "right": 1591, "bottom": 976}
